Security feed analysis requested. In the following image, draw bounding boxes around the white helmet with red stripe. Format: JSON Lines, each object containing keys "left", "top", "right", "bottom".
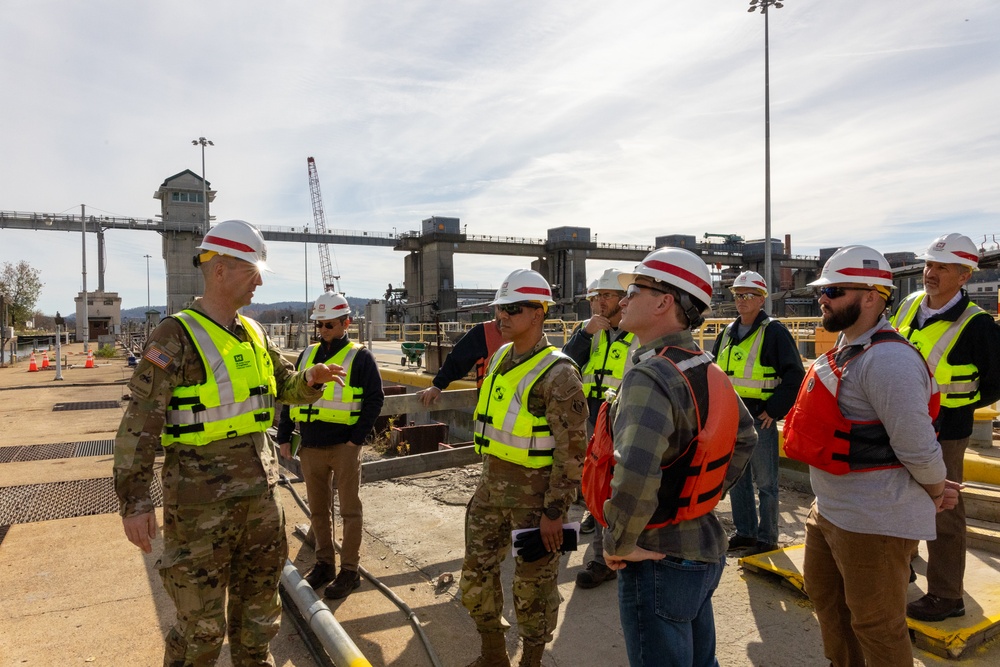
{"left": 618, "top": 247, "right": 713, "bottom": 327}
{"left": 918, "top": 233, "right": 979, "bottom": 269}
{"left": 197, "top": 219, "right": 269, "bottom": 270}
{"left": 731, "top": 270, "right": 768, "bottom": 295}
{"left": 310, "top": 292, "right": 351, "bottom": 320}
{"left": 492, "top": 269, "right": 556, "bottom": 306}
{"left": 809, "top": 245, "right": 893, "bottom": 288}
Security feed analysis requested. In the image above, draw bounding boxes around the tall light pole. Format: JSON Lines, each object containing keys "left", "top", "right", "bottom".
{"left": 191, "top": 137, "right": 214, "bottom": 234}
{"left": 144, "top": 254, "right": 152, "bottom": 310}
{"left": 749, "top": 0, "right": 783, "bottom": 313}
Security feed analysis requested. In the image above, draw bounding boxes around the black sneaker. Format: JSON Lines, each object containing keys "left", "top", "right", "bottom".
{"left": 751, "top": 541, "right": 779, "bottom": 555}
{"left": 304, "top": 562, "right": 336, "bottom": 590}
{"left": 727, "top": 534, "right": 757, "bottom": 552}
{"left": 580, "top": 512, "right": 596, "bottom": 534}
{"left": 325, "top": 568, "right": 361, "bottom": 599}
{"left": 575, "top": 561, "right": 617, "bottom": 589}
{"left": 906, "top": 594, "right": 965, "bottom": 622}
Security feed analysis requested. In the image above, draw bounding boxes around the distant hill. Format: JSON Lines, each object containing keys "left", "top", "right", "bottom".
{"left": 115, "top": 297, "right": 374, "bottom": 323}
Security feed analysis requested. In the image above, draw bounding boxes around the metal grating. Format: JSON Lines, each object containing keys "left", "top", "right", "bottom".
{"left": 73, "top": 439, "right": 116, "bottom": 457}
{"left": 0, "top": 440, "right": 118, "bottom": 463}
{"left": 52, "top": 400, "right": 122, "bottom": 412}
{"left": 0, "top": 476, "right": 163, "bottom": 525}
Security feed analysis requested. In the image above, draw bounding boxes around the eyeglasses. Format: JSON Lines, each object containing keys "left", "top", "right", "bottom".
{"left": 595, "top": 291, "right": 622, "bottom": 301}
{"left": 815, "top": 286, "right": 874, "bottom": 300}
{"left": 625, "top": 283, "right": 669, "bottom": 299}
{"left": 496, "top": 303, "right": 540, "bottom": 316}
{"left": 319, "top": 320, "right": 341, "bottom": 329}
{"left": 733, "top": 292, "right": 762, "bottom": 301}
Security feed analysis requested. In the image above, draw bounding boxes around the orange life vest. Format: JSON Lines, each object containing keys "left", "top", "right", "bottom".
{"left": 782, "top": 330, "right": 940, "bottom": 475}
{"left": 474, "top": 322, "right": 506, "bottom": 388}
{"left": 582, "top": 346, "right": 739, "bottom": 528}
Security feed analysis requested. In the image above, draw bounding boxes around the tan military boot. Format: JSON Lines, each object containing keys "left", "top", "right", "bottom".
{"left": 465, "top": 631, "right": 510, "bottom": 667}
{"left": 517, "top": 641, "right": 545, "bottom": 667}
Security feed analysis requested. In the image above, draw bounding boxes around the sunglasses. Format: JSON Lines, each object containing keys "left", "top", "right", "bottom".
{"left": 625, "top": 283, "right": 669, "bottom": 299}
{"left": 815, "top": 286, "right": 873, "bottom": 299}
{"left": 496, "top": 303, "right": 540, "bottom": 316}
{"left": 319, "top": 320, "right": 342, "bottom": 329}
{"left": 733, "top": 292, "right": 762, "bottom": 301}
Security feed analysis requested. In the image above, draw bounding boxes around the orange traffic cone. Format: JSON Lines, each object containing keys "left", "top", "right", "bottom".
{"left": 41, "top": 351, "right": 50, "bottom": 369}
{"left": 28, "top": 352, "right": 39, "bottom": 372}
{"left": 85, "top": 349, "right": 95, "bottom": 369}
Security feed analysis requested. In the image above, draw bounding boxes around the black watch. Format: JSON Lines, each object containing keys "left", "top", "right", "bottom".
{"left": 544, "top": 506, "right": 562, "bottom": 520}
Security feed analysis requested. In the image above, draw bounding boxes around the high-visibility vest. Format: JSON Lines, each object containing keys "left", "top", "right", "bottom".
{"left": 581, "top": 328, "right": 636, "bottom": 400}
{"left": 891, "top": 292, "right": 986, "bottom": 407}
{"left": 783, "top": 330, "right": 940, "bottom": 474}
{"left": 715, "top": 318, "right": 781, "bottom": 401}
{"left": 163, "top": 310, "right": 276, "bottom": 446}
{"left": 474, "top": 322, "right": 506, "bottom": 388}
{"left": 582, "top": 346, "right": 739, "bottom": 527}
{"left": 473, "top": 343, "right": 568, "bottom": 468}
{"left": 289, "top": 342, "right": 363, "bottom": 424}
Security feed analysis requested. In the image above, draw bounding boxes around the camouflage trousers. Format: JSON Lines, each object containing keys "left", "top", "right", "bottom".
{"left": 158, "top": 489, "right": 288, "bottom": 667}
{"left": 460, "top": 495, "right": 561, "bottom": 644}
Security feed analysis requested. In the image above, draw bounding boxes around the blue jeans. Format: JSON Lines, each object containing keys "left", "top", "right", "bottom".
{"left": 730, "top": 418, "right": 779, "bottom": 545}
{"left": 618, "top": 556, "right": 725, "bottom": 667}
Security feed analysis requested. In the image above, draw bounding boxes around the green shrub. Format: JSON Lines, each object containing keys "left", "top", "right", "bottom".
{"left": 95, "top": 344, "right": 117, "bottom": 359}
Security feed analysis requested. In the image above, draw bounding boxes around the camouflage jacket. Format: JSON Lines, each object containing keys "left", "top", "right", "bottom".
{"left": 114, "top": 299, "right": 322, "bottom": 517}
{"left": 477, "top": 335, "right": 588, "bottom": 514}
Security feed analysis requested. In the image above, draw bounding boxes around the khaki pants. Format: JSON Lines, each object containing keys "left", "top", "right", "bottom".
{"left": 803, "top": 504, "right": 915, "bottom": 667}
{"left": 300, "top": 444, "right": 363, "bottom": 570}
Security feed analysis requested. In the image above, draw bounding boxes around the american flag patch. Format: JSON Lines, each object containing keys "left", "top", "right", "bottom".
{"left": 144, "top": 345, "right": 173, "bottom": 370}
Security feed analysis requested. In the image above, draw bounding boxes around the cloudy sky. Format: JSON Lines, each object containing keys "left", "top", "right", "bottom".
{"left": 2, "top": 1, "right": 998, "bottom": 316}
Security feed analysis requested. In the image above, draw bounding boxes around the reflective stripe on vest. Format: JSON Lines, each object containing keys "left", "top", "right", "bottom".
{"left": 782, "top": 329, "right": 940, "bottom": 474}
{"left": 163, "top": 310, "right": 276, "bottom": 446}
{"left": 581, "top": 328, "right": 636, "bottom": 400}
{"left": 289, "top": 342, "right": 363, "bottom": 423}
{"left": 716, "top": 319, "right": 780, "bottom": 400}
{"left": 891, "top": 292, "right": 984, "bottom": 407}
{"left": 473, "top": 343, "right": 566, "bottom": 468}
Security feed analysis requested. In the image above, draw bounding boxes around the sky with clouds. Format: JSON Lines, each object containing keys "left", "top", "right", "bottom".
{"left": 2, "top": 1, "right": 998, "bottom": 316}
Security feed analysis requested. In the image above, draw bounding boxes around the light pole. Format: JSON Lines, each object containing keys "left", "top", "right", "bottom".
{"left": 191, "top": 137, "right": 214, "bottom": 234}
{"left": 749, "top": 0, "right": 783, "bottom": 313}
{"left": 144, "top": 254, "right": 152, "bottom": 310}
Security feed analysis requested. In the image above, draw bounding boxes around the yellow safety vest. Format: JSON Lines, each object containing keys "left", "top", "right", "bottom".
{"left": 891, "top": 292, "right": 984, "bottom": 407}
{"left": 474, "top": 343, "right": 566, "bottom": 468}
{"left": 716, "top": 318, "right": 780, "bottom": 401}
{"left": 290, "top": 342, "right": 363, "bottom": 424}
{"left": 163, "top": 310, "right": 276, "bottom": 446}
{"left": 581, "top": 329, "right": 635, "bottom": 400}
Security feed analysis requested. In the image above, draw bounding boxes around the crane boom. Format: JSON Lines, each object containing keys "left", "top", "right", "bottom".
{"left": 306, "top": 156, "right": 340, "bottom": 293}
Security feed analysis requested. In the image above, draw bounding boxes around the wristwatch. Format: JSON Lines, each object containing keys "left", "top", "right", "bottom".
{"left": 544, "top": 505, "right": 562, "bottom": 520}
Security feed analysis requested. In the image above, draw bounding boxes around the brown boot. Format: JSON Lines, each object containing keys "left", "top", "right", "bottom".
{"left": 465, "top": 631, "right": 510, "bottom": 667}
{"left": 518, "top": 641, "right": 545, "bottom": 667}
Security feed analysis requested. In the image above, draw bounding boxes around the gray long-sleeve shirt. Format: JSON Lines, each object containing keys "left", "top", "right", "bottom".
{"left": 810, "top": 317, "right": 946, "bottom": 540}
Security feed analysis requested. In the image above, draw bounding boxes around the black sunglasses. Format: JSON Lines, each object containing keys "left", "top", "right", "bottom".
{"left": 496, "top": 303, "right": 540, "bottom": 316}
{"left": 319, "top": 320, "right": 342, "bottom": 329}
{"left": 815, "top": 286, "right": 874, "bottom": 299}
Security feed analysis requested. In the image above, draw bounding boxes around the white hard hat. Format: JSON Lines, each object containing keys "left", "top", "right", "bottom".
{"left": 731, "top": 270, "right": 768, "bottom": 295}
{"left": 311, "top": 292, "right": 351, "bottom": 320}
{"left": 594, "top": 268, "right": 626, "bottom": 293}
{"left": 918, "top": 233, "right": 979, "bottom": 269}
{"left": 492, "top": 269, "right": 555, "bottom": 306}
{"left": 585, "top": 279, "right": 599, "bottom": 300}
{"left": 618, "top": 247, "right": 713, "bottom": 328}
{"left": 197, "top": 219, "right": 270, "bottom": 271}
{"left": 809, "top": 245, "right": 894, "bottom": 288}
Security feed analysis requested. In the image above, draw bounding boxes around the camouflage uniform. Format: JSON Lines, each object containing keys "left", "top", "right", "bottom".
{"left": 115, "top": 299, "right": 322, "bottom": 667}
{"left": 460, "top": 336, "right": 588, "bottom": 644}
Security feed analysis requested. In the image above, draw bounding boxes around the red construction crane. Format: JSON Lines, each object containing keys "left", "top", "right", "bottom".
{"left": 306, "top": 156, "right": 341, "bottom": 293}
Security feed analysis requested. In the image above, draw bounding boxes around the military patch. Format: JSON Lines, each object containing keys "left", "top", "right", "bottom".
{"left": 144, "top": 344, "right": 174, "bottom": 370}
{"left": 572, "top": 399, "right": 585, "bottom": 415}
{"left": 129, "top": 370, "right": 154, "bottom": 399}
